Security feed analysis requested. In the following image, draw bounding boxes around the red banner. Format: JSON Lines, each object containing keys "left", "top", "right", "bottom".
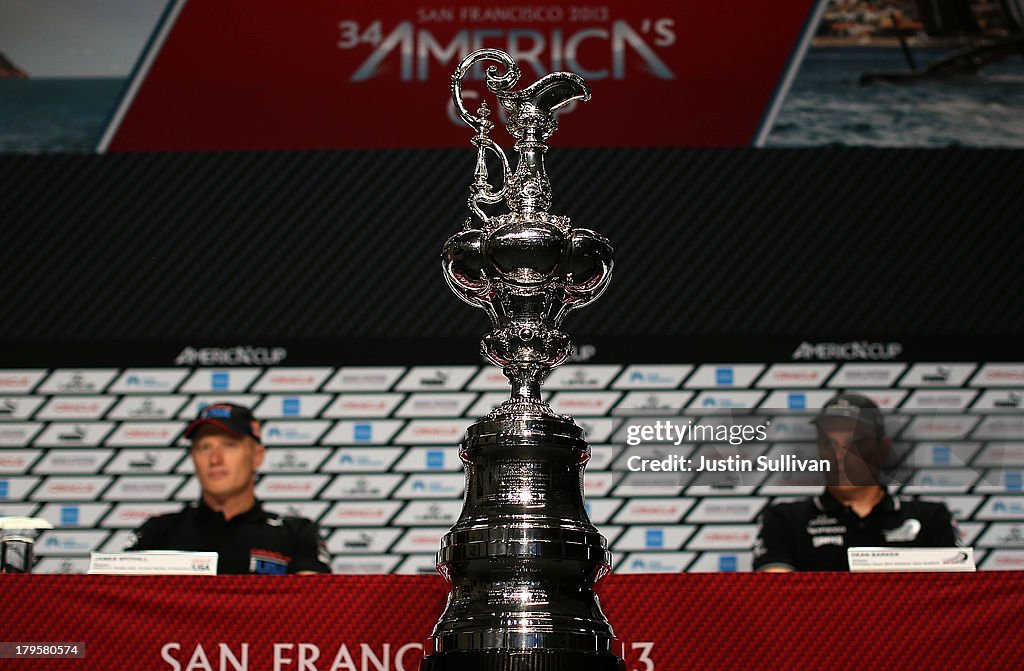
{"left": 2, "top": 572, "right": 1023, "bottom": 670}
{"left": 106, "top": 0, "right": 816, "bottom": 151}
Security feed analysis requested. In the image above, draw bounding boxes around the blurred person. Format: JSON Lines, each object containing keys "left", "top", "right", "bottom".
{"left": 127, "top": 403, "right": 331, "bottom": 574}
{"left": 753, "top": 393, "right": 960, "bottom": 572}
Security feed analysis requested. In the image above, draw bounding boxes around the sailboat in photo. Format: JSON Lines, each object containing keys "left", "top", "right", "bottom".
{"left": 860, "top": 0, "right": 1024, "bottom": 84}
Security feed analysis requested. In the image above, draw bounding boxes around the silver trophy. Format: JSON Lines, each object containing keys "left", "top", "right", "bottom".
{"left": 422, "top": 50, "right": 624, "bottom": 671}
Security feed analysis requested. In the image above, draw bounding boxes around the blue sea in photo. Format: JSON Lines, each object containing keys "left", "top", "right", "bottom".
{"left": 0, "top": 78, "right": 126, "bottom": 153}
{"left": 767, "top": 47, "right": 1024, "bottom": 147}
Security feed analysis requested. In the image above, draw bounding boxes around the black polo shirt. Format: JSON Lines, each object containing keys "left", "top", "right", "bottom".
{"left": 753, "top": 489, "right": 960, "bottom": 572}
{"left": 126, "top": 500, "right": 331, "bottom": 574}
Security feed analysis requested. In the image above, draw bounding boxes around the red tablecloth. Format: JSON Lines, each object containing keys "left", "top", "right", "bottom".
{"left": 1, "top": 572, "right": 1021, "bottom": 670}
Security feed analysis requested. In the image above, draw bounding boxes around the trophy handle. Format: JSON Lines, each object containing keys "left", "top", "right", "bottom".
{"left": 452, "top": 50, "right": 519, "bottom": 222}
{"left": 467, "top": 127, "right": 511, "bottom": 223}
{"left": 451, "top": 49, "right": 520, "bottom": 132}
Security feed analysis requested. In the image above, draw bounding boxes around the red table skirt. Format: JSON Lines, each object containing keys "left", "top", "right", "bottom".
{"left": 1, "top": 572, "right": 1021, "bottom": 670}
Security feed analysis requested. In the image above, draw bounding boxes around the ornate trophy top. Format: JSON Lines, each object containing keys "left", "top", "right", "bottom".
{"left": 443, "top": 49, "right": 614, "bottom": 417}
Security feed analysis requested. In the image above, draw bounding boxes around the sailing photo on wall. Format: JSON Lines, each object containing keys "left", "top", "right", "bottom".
{"left": 767, "top": 0, "right": 1024, "bottom": 146}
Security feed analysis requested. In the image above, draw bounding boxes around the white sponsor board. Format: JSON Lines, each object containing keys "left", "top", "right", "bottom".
{"left": 611, "top": 365, "right": 693, "bottom": 390}
{"left": 394, "top": 366, "right": 477, "bottom": 392}
{"left": 38, "top": 369, "right": 119, "bottom": 394}
{"left": 395, "top": 393, "right": 477, "bottom": 418}
{"left": 107, "top": 396, "right": 189, "bottom": 420}
{"left": 685, "top": 524, "right": 758, "bottom": 550}
{"left": 615, "top": 552, "right": 696, "bottom": 573}
{"left": 0, "top": 370, "right": 47, "bottom": 394}
{"left": 105, "top": 422, "right": 182, "bottom": 447}
{"left": 757, "top": 364, "right": 835, "bottom": 388}
{"left": 254, "top": 394, "right": 333, "bottom": 419}
{"left": 36, "top": 396, "right": 116, "bottom": 420}
{"left": 179, "top": 369, "right": 262, "bottom": 393}
{"left": 109, "top": 369, "right": 189, "bottom": 394}
{"left": 323, "top": 367, "right": 405, "bottom": 392}
{"left": 970, "top": 364, "right": 1024, "bottom": 387}
{"left": 898, "top": 364, "right": 977, "bottom": 388}
{"left": 685, "top": 365, "right": 764, "bottom": 389}
{"left": 829, "top": 363, "right": 907, "bottom": 388}
{"left": 322, "top": 393, "right": 405, "bottom": 418}
{"left": 251, "top": 367, "right": 333, "bottom": 392}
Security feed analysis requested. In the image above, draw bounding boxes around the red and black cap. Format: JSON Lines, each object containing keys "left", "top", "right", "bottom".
{"left": 811, "top": 393, "right": 885, "bottom": 438}
{"left": 184, "top": 403, "right": 261, "bottom": 441}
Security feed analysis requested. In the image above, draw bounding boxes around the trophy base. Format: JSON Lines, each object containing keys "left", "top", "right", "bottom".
{"left": 420, "top": 650, "right": 626, "bottom": 671}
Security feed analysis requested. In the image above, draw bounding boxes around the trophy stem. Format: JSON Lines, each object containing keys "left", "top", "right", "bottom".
{"left": 506, "top": 364, "right": 546, "bottom": 403}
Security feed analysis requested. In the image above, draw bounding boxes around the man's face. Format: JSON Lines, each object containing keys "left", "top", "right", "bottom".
{"left": 190, "top": 425, "right": 265, "bottom": 501}
{"left": 816, "top": 417, "right": 887, "bottom": 486}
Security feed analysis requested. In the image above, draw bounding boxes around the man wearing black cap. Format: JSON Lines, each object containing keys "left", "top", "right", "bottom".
{"left": 126, "top": 403, "right": 331, "bottom": 574}
{"left": 753, "top": 393, "right": 961, "bottom": 572}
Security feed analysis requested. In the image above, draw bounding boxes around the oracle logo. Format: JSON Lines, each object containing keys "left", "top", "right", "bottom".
{"left": 705, "top": 532, "right": 753, "bottom": 542}
{"left": 774, "top": 372, "right": 821, "bottom": 380}
{"left": 632, "top": 506, "right": 678, "bottom": 515}
{"left": 53, "top": 403, "right": 101, "bottom": 413}
{"left": 871, "top": 396, "right": 900, "bottom": 408}
{"left": 50, "top": 483, "right": 97, "bottom": 493}
{"left": 915, "top": 422, "right": 967, "bottom": 432}
{"left": 118, "top": 510, "right": 154, "bottom": 520}
{"left": 269, "top": 376, "right": 316, "bottom": 385}
{"left": 987, "top": 447, "right": 1024, "bottom": 459}
{"left": 0, "top": 376, "right": 31, "bottom": 387}
{"left": 558, "top": 399, "right": 606, "bottom": 408}
{"left": 413, "top": 427, "right": 459, "bottom": 436}
{"left": 124, "top": 429, "right": 171, "bottom": 439}
{"left": 343, "top": 401, "right": 389, "bottom": 410}
{"left": 266, "top": 483, "right": 313, "bottom": 492}
{"left": 406, "top": 535, "right": 440, "bottom": 546}
{"left": 337, "top": 509, "right": 388, "bottom": 518}
{"left": 988, "top": 371, "right": 1024, "bottom": 380}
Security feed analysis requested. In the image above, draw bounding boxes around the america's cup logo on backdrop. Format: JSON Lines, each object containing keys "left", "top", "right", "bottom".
{"left": 339, "top": 15, "right": 677, "bottom": 83}
{"left": 103, "top": 0, "right": 817, "bottom": 151}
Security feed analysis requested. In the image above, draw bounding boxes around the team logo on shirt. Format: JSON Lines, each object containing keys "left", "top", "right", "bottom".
{"left": 812, "top": 535, "right": 844, "bottom": 548}
{"left": 883, "top": 519, "right": 921, "bottom": 543}
{"left": 250, "top": 549, "right": 291, "bottom": 575}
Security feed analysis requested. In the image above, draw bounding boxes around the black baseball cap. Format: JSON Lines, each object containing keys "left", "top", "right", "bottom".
{"left": 184, "top": 403, "right": 261, "bottom": 441}
{"left": 811, "top": 393, "right": 885, "bottom": 438}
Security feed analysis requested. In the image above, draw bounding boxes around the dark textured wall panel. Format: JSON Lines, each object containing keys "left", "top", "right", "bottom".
{"left": 1, "top": 149, "right": 1022, "bottom": 341}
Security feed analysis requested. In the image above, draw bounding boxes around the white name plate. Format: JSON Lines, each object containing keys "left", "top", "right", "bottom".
{"left": 88, "top": 551, "right": 218, "bottom": 575}
{"left": 848, "top": 547, "right": 976, "bottom": 573}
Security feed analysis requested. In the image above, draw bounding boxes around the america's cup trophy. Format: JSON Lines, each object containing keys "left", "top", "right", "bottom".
{"left": 422, "top": 49, "right": 624, "bottom": 671}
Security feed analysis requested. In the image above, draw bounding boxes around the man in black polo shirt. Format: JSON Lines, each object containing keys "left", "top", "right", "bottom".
{"left": 126, "top": 403, "right": 331, "bottom": 574}
{"left": 753, "top": 393, "right": 961, "bottom": 572}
